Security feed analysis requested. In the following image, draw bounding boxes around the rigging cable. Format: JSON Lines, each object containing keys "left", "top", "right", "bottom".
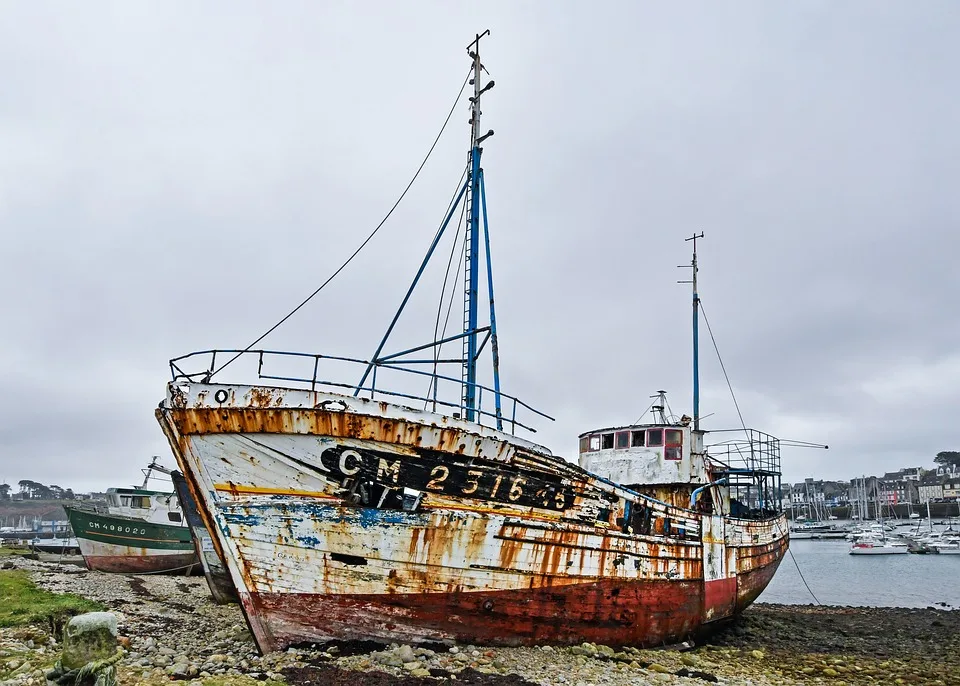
{"left": 424, "top": 183, "right": 469, "bottom": 408}
{"left": 700, "top": 299, "right": 821, "bottom": 605}
{"left": 632, "top": 397, "right": 659, "bottom": 425}
{"left": 209, "top": 68, "right": 473, "bottom": 378}
{"left": 698, "top": 300, "right": 747, "bottom": 434}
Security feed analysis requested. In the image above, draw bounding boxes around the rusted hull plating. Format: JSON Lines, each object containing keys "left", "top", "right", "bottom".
{"left": 243, "top": 578, "right": 703, "bottom": 650}
{"left": 158, "top": 383, "right": 788, "bottom": 651}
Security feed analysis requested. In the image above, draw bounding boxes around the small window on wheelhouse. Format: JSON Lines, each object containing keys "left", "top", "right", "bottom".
{"left": 647, "top": 429, "right": 663, "bottom": 447}
{"left": 601, "top": 433, "right": 615, "bottom": 450}
{"left": 665, "top": 429, "right": 683, "bottom": 460}
{"left": 589, "top": 435, "right": 601, "bottom": 451}
{"left": 579, "top": 437, "right": 592, "bottom": 453}
{"left": 615, "top": 431, "right": 630, "bottom": 449}
{"left": 631, "top": 430, "right": 645, "bottom": 447}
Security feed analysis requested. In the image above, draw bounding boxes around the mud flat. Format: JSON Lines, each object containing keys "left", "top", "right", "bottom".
{"left": 1, "top": 552, "right": 958, "bottom": 686}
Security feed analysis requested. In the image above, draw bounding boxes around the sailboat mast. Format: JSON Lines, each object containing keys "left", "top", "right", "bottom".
{"left": 463, "top": 30, "right": 493, "bottom": 421}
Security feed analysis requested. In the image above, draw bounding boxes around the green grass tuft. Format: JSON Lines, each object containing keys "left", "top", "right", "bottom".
{"left": 0, "top": 569, "right": 103, "bottom": 628}
{"left": 0, "top": 545, "right": 29, "bottom": 557}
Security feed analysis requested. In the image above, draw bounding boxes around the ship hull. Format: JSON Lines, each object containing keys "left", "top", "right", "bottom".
{"left": 171, "top": 471, "right": 238, "bottom": 603}
{"left": 158, "top": 383, "right": 787, "bottom": 651}
{"left": 64, "top": 506, "right": 198, "bottom": 574}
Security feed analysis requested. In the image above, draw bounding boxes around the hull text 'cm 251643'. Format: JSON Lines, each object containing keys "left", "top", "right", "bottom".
{"left": 156, "top": 34, "right": 789, "bottom": 653}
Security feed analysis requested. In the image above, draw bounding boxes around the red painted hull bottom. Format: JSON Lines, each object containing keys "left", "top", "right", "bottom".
{"left": 83, "top": 552, "right": 199, "bottom": 574}
{"left": 244, "top": 578, "right": 710, "bottom": 652}
{"left": 737, "top": 556, "right": 784, "bottom": 610}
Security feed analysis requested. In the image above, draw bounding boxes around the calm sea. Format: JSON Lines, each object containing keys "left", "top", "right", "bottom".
{"left": 759, "top": 529, "right": 960, "bottom": 609}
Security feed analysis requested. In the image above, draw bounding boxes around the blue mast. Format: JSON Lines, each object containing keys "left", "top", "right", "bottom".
{"left": 683, "top": 232, "right": 704, "bottom": 431}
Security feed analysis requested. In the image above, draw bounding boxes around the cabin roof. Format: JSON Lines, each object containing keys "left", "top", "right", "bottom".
{"left": 106, "top": 487, "right": 173, "bottom": 497}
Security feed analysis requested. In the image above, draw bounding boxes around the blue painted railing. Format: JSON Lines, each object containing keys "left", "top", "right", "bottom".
{"left": 168, "top": 349, "right": 553, "bottom": 436}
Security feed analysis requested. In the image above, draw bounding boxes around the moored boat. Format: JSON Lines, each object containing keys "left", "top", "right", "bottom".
{"left": 849, "top": 541, "right": 909, "bottom": 555}
{"left": 30, "top": 537, "right": 80, "bottom": 555}
{"left": 64, "top": 461, "right": 197, "bottom": 574}
{"left": 157, "top": 35, "right": 790, "bottom": 652}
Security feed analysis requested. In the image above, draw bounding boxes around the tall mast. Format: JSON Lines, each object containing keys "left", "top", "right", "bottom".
{"left": 679, "top": 233, "right": 704, "bottom": 431}
{"left": 463, "top": 30, "right": 494, "bottom": 421}
{"left": 354, "top": 32, "right": 502, "bottom": 429}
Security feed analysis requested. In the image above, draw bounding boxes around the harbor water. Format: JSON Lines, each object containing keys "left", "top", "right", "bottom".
{"left": 760, "top": 534, "right": 960, "bottom": 608}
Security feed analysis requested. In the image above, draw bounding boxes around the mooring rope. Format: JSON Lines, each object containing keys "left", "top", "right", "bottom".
{"left": 46, "top": 647, "right": 123, "bottom": 686}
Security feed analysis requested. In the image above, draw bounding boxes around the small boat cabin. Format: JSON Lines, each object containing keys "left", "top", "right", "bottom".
{"left": 105, "top": 487, "right": 185, "bottom": 526}
{"left": 578, "top": 420, "right": 712, "bottom": 509}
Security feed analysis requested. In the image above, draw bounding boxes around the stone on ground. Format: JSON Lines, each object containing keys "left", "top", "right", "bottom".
{"left": 60, "top": 612, "right": 118, "bottom": 670}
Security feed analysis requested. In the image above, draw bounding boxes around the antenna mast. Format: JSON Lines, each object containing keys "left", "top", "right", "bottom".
{"left": 678, "top": 233, "right": 704, "bottom": 431}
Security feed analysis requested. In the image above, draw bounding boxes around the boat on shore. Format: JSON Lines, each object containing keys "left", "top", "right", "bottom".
{"left": 64, "top": 461, "right": 197, "bottom": 574}
{"left": 171, "top": 470, "right": 238, "bottom": 603}
{"left": 157, "top": 35, "right": 789, "bottom": 652}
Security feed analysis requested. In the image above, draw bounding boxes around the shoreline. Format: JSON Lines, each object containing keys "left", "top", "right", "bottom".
{"left": 1, "top": 553, "right": 957, "bottom": 685}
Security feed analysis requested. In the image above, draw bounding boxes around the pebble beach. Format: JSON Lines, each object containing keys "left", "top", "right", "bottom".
{"left": 1, "top": 553, "right": 958, "bottom": 686}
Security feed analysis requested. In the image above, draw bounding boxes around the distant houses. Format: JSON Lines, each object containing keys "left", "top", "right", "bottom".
{"left": 787, "top": 463, "right": 960, "bottom": 510}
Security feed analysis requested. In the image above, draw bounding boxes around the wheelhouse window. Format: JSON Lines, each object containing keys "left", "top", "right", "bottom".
{"left": 167, "top": 512, "right": 182, "bottom": 523}
{"left": 631, "top": 430, "right": 645, "bottom": 447}
{"left": 589, "top": 435, "right": 601, "bottom": 451}
{"left": 579, "top": 437, "right": 592, "bottom": 453}
{"left": 601, "top": 433, "right": 615, "bottom": 450}
{"left": 647, "top": 429, "right": 663, "bottom": 447}
{"left": 615, "top": 431, "right": 630, "bottom": 449}
{"left": 665, "top": 429, "right": 683, "bottom": 461}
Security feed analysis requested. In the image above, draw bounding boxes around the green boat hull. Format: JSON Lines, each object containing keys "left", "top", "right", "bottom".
{"left": 64, "top": 506, "right": 198, "bottom": 574}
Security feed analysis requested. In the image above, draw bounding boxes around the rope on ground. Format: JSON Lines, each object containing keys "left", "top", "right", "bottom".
{"left": 135, "top": 562, "right": 199, "bottom": 575}
{"left": 46, "top": 647, "right": 123, "bottom": 686}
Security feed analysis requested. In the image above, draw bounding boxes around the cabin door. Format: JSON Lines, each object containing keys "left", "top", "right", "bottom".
{"left": 701, "top": 515, "right": 737, "bottom": 622}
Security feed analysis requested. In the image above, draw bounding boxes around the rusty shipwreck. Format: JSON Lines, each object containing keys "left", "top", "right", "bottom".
{"left": 156, "top": 34, "right": 788, "bottom": 652}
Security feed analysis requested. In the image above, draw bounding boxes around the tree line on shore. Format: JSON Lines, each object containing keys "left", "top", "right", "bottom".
{"left": 0, "top": 480, "right": 76, "bottom": 501}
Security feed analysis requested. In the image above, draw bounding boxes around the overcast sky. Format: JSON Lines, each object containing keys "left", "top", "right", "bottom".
{"left": 2, "top": 2, "right": 959, "bottom": 493}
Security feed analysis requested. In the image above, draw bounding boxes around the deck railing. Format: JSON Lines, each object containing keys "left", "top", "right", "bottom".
{"left": 168, "top": 349, "right": 553, "bottom": 436}
{"left": 707, "top": 429, "right": 783, "bottom": 514}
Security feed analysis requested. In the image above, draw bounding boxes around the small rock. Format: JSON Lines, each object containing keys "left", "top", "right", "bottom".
{"left": 649, "top": 663, "right": 671, "bottom": 674}
{"left": 823, "top": 667, "right": 839, "bottom": 677}
{"left": 751, "top": 650, "right": 764, "bottom": 659}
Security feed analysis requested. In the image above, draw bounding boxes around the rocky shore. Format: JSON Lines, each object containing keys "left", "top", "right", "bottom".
{"left": 1, "top": 553, "right": 958, "bottom": 686}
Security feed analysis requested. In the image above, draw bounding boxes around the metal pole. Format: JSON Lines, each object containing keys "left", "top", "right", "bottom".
{"left": 685, "top": 233, "right": 704, "bottom": 431}
{"left": 479, "top": 169, "right": 503, "bottom": 430}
